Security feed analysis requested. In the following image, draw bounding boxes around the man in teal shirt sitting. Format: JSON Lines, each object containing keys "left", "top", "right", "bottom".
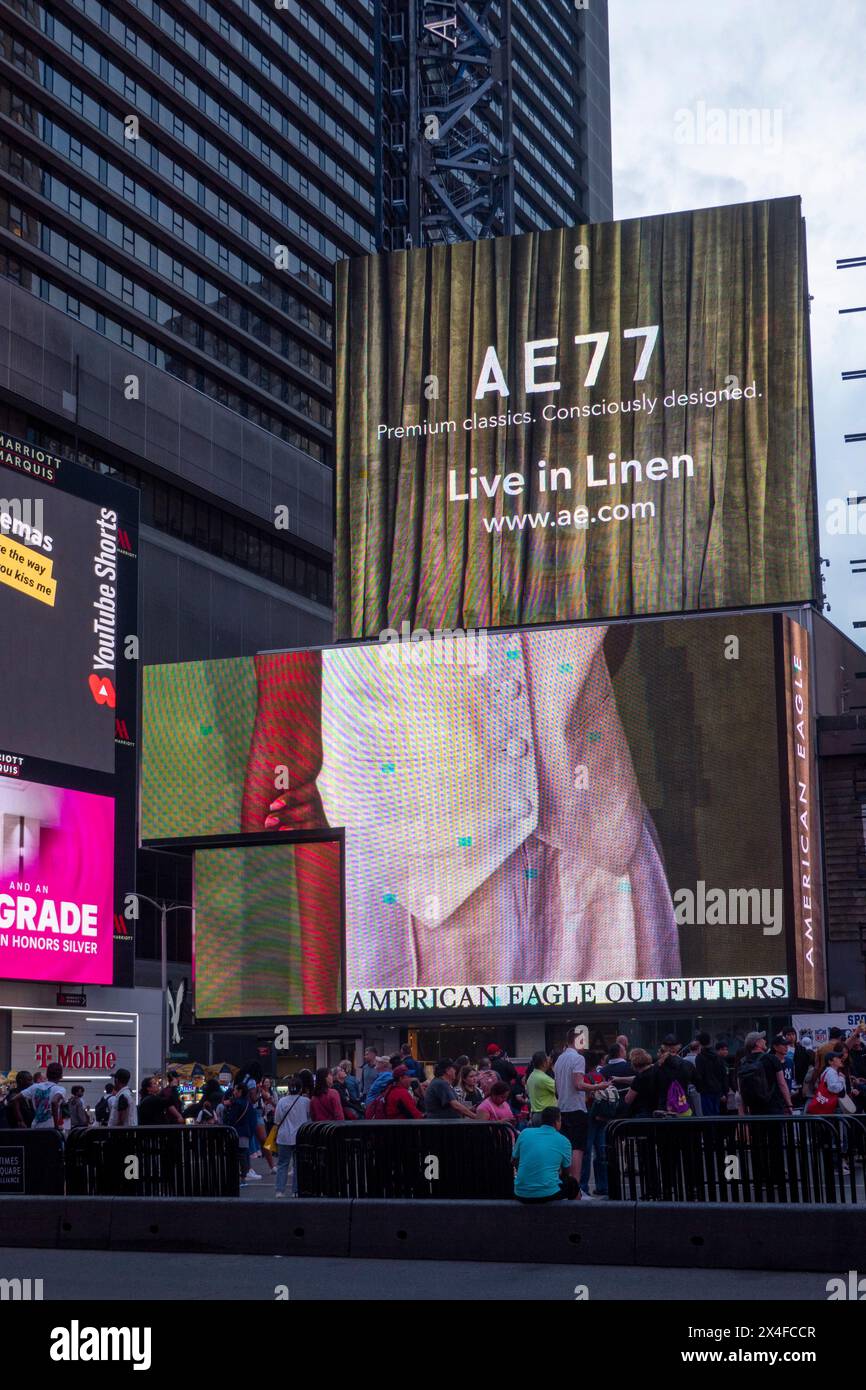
{"left": 513, "top": 1107, "right": 580, "bottom": 1203}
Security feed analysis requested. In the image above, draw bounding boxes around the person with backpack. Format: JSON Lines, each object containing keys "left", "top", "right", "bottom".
{"left": 19, "top": 1062, "right": 67, "bottom": 1130}
{"left": 273, "top": 1069, "right": 313, "bottom": 1197}
{"left": 693, "top": 1031, "right": 729, "bottom": 1117}
{"left": 653, "top": 1046, "right": 694, "bottom": 1117}
{"left": 94, "top": 1083, "right": 113, "bottom": 1126}
{"left": 737, "top": 1031, "right": 792, "bottom": 1116}
{"left": 397, "top": 1043, "right": 424, "bottom": 1083}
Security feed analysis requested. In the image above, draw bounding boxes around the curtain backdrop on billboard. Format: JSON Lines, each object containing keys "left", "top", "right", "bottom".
{"left": 335, "top": 196, "right": 815, "bottom": 636}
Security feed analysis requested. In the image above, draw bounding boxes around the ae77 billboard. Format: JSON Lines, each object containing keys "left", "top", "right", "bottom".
{"left": 335, "top": 196, "right": 816, "bottom": 636}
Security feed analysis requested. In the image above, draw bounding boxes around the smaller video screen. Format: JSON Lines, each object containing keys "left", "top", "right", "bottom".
{"left": 192, "top": 838, "right": 342, "bottom": 1019}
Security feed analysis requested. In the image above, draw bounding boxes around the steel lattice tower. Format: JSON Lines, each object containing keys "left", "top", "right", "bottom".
{"left": 375, "top": 0, "right": 515, "bottom": 250}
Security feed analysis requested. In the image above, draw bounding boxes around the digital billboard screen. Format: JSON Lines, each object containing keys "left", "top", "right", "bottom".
{"left": 0, "top": 433, "right": 140, "bottom": 987}
{"left": 193, "top": 839, "right": 342, "bottom": 1019}
{"left": 0, "top": 777, "right": 115, "bottom": 985}
{"left": 142, "top": 611, "right": 824, "bottom": 1016}
{"left": 0, "top": 447, "right": 126, "bottom": 774}
{"left": 334, "top": 196, "right": 816, "bottom": 637}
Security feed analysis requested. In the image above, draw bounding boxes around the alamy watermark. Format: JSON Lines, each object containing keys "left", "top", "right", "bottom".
{"left": 827, "top": 1271, "right": 866, "bottom": 1300}
{"left": 0, "top": 497, "right": 46, "bottom": 545}
{"left": 825, "top": 494, "right": 866, "bottom": 535}
{"left": 673, "top": 101, "right": 783, "bottom": 153}
{"left": 379, "top": 622, "right": 488, "bottom": 672}
{"left": 674, "top": 882, "right": 782, "bottom": 935}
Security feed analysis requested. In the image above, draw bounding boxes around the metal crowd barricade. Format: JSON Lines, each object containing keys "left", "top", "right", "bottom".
{"left": 606, "top": 1115, "right": 850, "bottom": 1204}
{"left": 823, "top": 1112, "right": 866, "bottom": 1204}
{"left": 295, "top": 1119, "right": 517, "bottom": 1199}
{"left": 64, "top": 1124, "right": 240, "bottom": 1197}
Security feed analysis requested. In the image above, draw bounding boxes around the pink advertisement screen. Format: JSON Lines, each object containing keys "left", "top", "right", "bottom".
{"left": 0, "top": 780, "right": 115, "bottom": 984}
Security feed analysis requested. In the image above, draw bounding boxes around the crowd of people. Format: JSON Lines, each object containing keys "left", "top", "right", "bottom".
{"left": 0, "top": 1063, "right": 137, "bottom": 1131}
{"left": 231, "top": 1026, "right": 866, "bottom": 1201}
{"left": 3, "top": 1026, "right": 864, "bottom": 1203}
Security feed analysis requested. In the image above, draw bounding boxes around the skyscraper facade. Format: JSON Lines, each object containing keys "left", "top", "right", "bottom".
{"left": 511, "top": 0, "right": 613, "bottom": 230}
{"left": 0, "top": 0, "right": 378, "bottom": 660}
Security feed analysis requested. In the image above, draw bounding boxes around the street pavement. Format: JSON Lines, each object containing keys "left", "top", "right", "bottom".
{"left": 0, "top": 1248, "right": 834, "bottom": 1299}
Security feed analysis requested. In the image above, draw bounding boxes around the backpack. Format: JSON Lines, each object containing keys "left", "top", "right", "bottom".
{"left": 738, "top": 1054, "right": 772, "bottom": 1107}
{"left": 95, "top": 1095, "right": 111, "bottom": 1125}
{"left": 365, "top": 1090, "right": 389, "bottom": 1120}
{"left": 591, "top": 1080, "right": 622, "bottom": 1120}
{"left": 665, "top": 1078, "right": 692, "bottom": 1116}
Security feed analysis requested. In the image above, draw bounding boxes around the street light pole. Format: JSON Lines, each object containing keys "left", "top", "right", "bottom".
{"left": 135, "top": 895, "right": 193, "bottom": 1079}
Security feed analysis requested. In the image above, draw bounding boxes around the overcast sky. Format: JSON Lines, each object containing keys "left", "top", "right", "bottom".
{"left": 609, "top": 0, "right": 866, "bottom": 641}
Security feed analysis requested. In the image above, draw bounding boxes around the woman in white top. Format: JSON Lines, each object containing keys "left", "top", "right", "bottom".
{"left": 273, "top": 1070, "right": 314, "bottom": 1198}
{"left": 821, "top": 1051, "right": 848, "bottom": 1102}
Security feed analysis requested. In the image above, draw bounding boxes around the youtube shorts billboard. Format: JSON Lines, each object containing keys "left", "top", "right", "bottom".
{"left": 0, "top": 777, "right": 115, "bottom": 985}
{"left": 0, "top": 437, "right": 132, "bottom": 773}
{"left": 0, "top": 435, "right": 139, "bottom": 986}
{"left": 335, "top": 196, "right": 817, "bottom": 636}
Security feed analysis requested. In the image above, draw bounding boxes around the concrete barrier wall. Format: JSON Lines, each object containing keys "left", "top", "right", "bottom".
{"left": 348, "top": 1199, "right": 636, "bottom": 1265}
{"left": 1, "top": 1197, "right": 864, "bottom": 1270}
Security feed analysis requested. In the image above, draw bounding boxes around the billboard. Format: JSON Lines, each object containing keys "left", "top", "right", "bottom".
{"left": 0, "top": 778, "right": 115, "bottom": 985}
{"left": 142, "top": 610, "right": 824, "bottom": 1017}
{"left": 0, "top": 434, "right": 139, "bottom": 986}
{"left": 334, "top": 196, "right": 816, "bottom": 637}
{"left": 782, "top": 617, "right": 824, "bottom": 1001}
{"left": 192, "top": 839, "right": 342, "bottom": 1019}
{"left": 0, "top": 450, "right": 125, "bottom": 773}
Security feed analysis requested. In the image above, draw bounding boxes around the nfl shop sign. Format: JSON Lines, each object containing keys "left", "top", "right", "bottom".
{"left": 33, "top": 1042, "right": 117, "bottom": 1070}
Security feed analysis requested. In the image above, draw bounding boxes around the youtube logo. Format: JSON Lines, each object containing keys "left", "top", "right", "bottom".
{"left": 88, "top": 673, "right": 116, "bottom": 708}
